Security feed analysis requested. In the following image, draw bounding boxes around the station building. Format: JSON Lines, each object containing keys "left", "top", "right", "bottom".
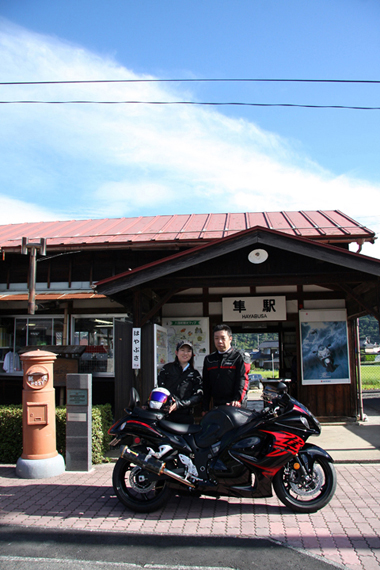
{"left": 1, "top": 210, "right": 379, "bottom": 421}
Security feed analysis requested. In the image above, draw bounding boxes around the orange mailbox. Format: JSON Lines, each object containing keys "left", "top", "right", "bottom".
{"left": 16, "top": 349, "right": 65, "bottom": 479}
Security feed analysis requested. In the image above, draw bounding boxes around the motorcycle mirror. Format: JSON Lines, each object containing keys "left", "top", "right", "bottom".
{"left": 277, "top": 381, "right": 288, "bottom": 393}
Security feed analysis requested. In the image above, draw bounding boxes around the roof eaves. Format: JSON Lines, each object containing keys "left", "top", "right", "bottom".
{"left": 95, "top": 225, "right": 380, "bottom": 296}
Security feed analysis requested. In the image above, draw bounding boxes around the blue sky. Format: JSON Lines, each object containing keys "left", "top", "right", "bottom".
{"left": 1, "top": 0, "right": 380, "bottom": 257}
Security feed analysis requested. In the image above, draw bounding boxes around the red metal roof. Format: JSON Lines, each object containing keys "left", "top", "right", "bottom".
{"left": 0, "top": 292, "right": 106, "bottom": 302}
{"left": 0, "top": 211, "right": 375, "bottom": 251}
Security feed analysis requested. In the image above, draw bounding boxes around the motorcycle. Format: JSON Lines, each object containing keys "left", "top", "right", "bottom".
{"left": 314, "top": 344, "right": 336, "bottom": 373}
{"left": 108, "top": 383, "right": 337, "bottom": 514}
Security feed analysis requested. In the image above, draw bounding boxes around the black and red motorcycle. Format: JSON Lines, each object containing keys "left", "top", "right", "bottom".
{"left": 108, "top": 382, "right": 337, "bottom": 514}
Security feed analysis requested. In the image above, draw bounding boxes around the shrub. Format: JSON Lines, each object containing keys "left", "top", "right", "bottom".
{"left": 91, "top": 404, "right": 114, "bottom": 464}
{"left": 0, "top": 406, "right": 23, "bottom": 464}
{"left": 0, "top": 404, "right": 113, "bottom": 465}
{"left": 363, "top": 354, "right": 376, "bottom": 362}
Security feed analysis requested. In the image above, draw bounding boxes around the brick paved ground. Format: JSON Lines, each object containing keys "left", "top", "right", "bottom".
{"left": 1, "top": 463, "right": 380, "bottom": 569}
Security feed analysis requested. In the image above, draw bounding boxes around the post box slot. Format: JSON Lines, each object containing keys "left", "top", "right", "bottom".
{"left": 26, "top": 402, "right": 48, "bottom": 425}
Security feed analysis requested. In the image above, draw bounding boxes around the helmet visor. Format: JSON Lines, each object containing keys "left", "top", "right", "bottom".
{"left": 150, "top": 391, "right": 169, "bottom": 404}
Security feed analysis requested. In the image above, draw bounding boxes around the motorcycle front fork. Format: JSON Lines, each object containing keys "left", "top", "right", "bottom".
{"left": 291, "top": 455, "right": 313, "bottom": 483}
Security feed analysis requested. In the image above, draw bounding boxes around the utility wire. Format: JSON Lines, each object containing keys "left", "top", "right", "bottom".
{"left": 1, "top": 78, "right": 380, "bottom": 85}
{"left": 0, "top": 100, "right": 379, "bottom": 110}
{"left": 2, "top": 77, "right": 378, "bottom": 108}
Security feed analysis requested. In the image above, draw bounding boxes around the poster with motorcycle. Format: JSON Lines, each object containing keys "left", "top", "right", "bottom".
{"left": 161, "top": 317, "right": 209, "bottom": 374}
{"left": 154, "top": 324, "right": 168, "bottom": 378}
{"left": 299, "top": 309, "right": 350, "bottom": 385}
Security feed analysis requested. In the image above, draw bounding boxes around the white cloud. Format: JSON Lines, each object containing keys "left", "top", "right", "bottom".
{"left": 94, "top": 181, "right": 176, "bottom": 216}
{"left": 0, "top": 19, "right": 379, "bottom": 258}
{"left": 0, "top": 195, "right": 62, "bottom": 224}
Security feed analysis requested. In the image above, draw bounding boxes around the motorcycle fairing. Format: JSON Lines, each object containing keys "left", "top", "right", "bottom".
{"left": 109, "top": 406, "right": 165, "bottom": 440}
{"left": 299, "top": 443, "right": 334, "bottom": 465}
{"left": 226, "top": 428, "right": 304, "bottom": 481}
{"left": 195, "top": 406, "right": 256, "bottom": 448}
{"left": 125, "top": 419, "right": 164, "bottom": 439}
{"left": 130, "top": 407, "right": 165, "bottom": 421}
{"left": 158, "top": 419, "right": 201, "bottom": 435}
{"left": 260, "top": 429, "right": 305, "bottom": 457}
{"left": 208, "top": 450, "right": 273, "bottom": 498}
{"left": 293, "top": 404, "right": 308, "bottom": 414}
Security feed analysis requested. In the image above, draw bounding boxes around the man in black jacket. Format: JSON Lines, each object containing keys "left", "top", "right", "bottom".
{"left": 202, "top": 324, "right": 250, "bottom": 414}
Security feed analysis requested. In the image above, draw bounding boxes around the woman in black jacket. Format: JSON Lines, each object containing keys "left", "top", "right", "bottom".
{"left": 157, "top": 340, "right": 203, "bottom": 424}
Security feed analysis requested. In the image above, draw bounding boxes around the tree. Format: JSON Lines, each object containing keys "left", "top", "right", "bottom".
{"left": 359, "top": 316, "right": 380, "bottom": 345}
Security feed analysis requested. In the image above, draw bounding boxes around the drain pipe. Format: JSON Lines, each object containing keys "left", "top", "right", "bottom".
{"left": 356, "top": 319, "right": 365, "bottom": 421}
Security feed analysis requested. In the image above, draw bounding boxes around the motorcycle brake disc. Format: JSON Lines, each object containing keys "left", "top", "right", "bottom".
{"left": 289, "top": 463, "right": 324, "bottom": 497}
{"left": 129, "top": 466, "right": 156, "bottom": 493}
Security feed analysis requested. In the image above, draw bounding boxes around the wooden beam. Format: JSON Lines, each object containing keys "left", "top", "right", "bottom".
{"left": 203, "top": 287, "right": 209, "bottom": 317}
{"left": 133, "top": 290, "right": 142, "bottom": 327}
{"left": 144, "top": 272, "right": 374, "bottom": 289}
{"left": 168, "top": 290, "right": 343, "bottom": 304}
{"left": 338, "top": 283, "right": 380, "bottom": 322}
{"left": 140, "top": 288, "right": 181, "bottom": 327}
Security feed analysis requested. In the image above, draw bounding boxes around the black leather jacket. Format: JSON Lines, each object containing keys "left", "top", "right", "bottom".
{"left": 158, "top": 361, "right": 203, "bottom": 416}
{"left": 202, "top": 348, "right": 249, "bottom": 411}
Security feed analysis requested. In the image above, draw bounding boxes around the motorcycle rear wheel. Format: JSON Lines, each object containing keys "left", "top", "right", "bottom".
{"left": 273, "top": 456, "right": 337, "bottom": 513}
{"left": 113, "top": 456, "right": 172, "bottom": 513}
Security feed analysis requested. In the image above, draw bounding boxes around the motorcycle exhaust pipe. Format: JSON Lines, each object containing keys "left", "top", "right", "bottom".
{"left": 121, "top": 446, "right": 196, "bottom": 489}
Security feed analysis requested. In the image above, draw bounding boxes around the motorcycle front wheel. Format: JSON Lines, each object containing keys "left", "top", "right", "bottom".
{"left": 273, "top": 456, "right": 337, "bottom": 513}
{"left": 112, "top": 456, "right": 172, "bottom": 513}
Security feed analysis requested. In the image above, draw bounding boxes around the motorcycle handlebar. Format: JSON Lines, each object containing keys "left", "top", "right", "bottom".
{"left": 261, "top": 404, "right": 281, "bottom": 418}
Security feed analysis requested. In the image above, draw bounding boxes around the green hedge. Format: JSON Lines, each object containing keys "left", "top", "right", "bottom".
{"left": 362, "top": 354, "right": 377, "bottom": 362}
{"left": 0, "top": 406, "right": 23, "bottom": 465}
{"left": 0, "top": 404, "right": 113, "bottom": 465}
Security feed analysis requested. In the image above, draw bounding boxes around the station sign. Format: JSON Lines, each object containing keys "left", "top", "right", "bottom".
{"left": 222, "top": 296, "right": 287, "bottom": 322}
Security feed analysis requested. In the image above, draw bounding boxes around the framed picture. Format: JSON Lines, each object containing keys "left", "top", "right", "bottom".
{"left": 299, "top": 309, "right": 350, "bottom": 385}
{"left": 161, "top": 317, "right": 209, "bottom": 374}
{"left": 153, "top": 324, "right": 168, "bottom": 381}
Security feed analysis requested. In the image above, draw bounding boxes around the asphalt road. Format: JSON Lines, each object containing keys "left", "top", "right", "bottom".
{"left": 0, "top": 525, "right": 339, "bottom": 570}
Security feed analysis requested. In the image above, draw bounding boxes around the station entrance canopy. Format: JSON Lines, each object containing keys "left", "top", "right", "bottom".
{"left": 95, "top": 226, "right": 380, "bottom": 326}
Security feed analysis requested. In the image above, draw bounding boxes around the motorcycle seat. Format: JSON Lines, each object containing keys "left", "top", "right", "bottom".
{"left": 158, "top": 419, "right": 202, "bottom": 435}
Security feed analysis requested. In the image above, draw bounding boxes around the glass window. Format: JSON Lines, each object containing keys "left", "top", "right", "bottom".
{"left": 1, "top": 316, "right": 64, "bottom": 374}
{"left": 14, "top": 317, "right": 65, "bottom": 349}
{"left": 26, "top": 318, "right": 54, "bottom": 346}
{"left": 0, "top": 317, "right": 17, "bottom": 372}
{"left": 0, "top": 317, "right": 14, "bottom": 348}
{"left": 72, "top": 316, "right": 121, "bottom": 375}
{"left": 15, "top": 318, "right": 27, "bottom": 350}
